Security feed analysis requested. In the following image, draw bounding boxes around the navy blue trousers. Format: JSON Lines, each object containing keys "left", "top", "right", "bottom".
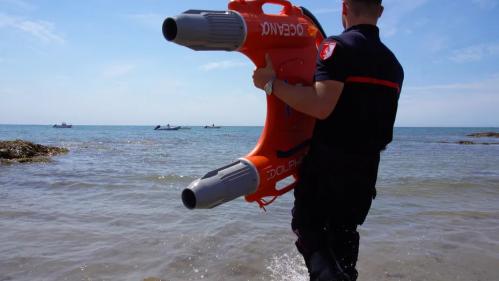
{"left": 292, "top": 147, "right": 380, "bottom": 281}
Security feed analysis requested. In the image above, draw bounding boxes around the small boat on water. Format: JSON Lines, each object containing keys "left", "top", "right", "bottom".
{"left": 204, "top": 124, "right": 221, "bottom": 129}
{"left": 53, "top": 122, "right": 72, "bottom": 128}
{"left": 154, "top": 125, "right": 181, "bottom": 131}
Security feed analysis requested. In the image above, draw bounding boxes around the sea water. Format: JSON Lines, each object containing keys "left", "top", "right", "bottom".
{"left": 0, "top": 125, "right": 498, "bottom": 281}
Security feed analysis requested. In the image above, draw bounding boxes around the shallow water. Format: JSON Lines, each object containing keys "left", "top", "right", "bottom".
{"left": 1, "top": 126, "right": 498, "bottom": 281}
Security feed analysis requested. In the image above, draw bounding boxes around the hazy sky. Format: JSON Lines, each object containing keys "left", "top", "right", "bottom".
{"left": 1, "top": 0, "right": 498, "bottom": 126}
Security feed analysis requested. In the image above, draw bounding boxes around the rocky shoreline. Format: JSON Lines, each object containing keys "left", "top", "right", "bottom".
{"left": 440, "top": 140, "right": 499, "bottom": 145}
{"left": 0, "top": 140, "right": 68, "bottom": 164}
{"left": 441, "top": 131, "right": 499, "bottom": 145}
{"left": 466, "top": 132, "right": 499, "bottom": 138}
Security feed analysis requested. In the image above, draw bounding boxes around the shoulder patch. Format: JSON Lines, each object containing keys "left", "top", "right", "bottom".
{"left": 320, "top": 41, "right": 337, "bottom": 61}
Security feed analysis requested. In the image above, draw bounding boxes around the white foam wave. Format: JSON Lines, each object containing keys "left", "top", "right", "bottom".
{"left": 267, "top": 253, "right": 308, "bottom": 281}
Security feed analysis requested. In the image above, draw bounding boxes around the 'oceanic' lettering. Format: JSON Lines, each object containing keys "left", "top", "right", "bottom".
{"left": 260, "top": 22, "right": 305, "bottom": 37}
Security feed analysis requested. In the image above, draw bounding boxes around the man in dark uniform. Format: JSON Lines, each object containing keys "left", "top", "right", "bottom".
{"left": 253, "top": 0, "right": 404, "bottom": 280}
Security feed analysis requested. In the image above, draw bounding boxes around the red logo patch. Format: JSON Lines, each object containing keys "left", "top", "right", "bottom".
{"left": 320, "top": 41, "right": 336, "bottom": 60}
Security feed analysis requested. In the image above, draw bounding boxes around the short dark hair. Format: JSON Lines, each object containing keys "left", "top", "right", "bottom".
{"left": 350, "top": 0, "right": 382, "bottom": 4}
{"left": 347, "top": 0, "right": 383, "bottom": 17}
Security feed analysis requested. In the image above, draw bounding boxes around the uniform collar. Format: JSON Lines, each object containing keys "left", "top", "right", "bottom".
{"left": 344, "top": 24, "right": 380, "bottom": 36}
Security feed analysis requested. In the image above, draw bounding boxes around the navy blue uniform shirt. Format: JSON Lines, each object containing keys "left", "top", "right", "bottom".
{"left": 313, "top": 24, "right": 404, "bottom": 153}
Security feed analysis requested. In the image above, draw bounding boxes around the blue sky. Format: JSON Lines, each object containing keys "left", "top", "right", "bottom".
{"left": 0, "top": 0, "right": 498, "bottom": 126}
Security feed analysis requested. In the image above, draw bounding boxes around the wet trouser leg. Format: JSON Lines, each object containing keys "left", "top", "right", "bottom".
{"left": 326, "top": 225, "right": 360, "bottom": 280}
{"left": 291, "top": 150, "right": 379, "bottom": 281}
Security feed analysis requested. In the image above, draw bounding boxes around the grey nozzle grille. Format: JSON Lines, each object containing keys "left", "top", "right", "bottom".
{"left": 163, "top": 10, "right": 246, "bottom": 51}
{"left": 182, "top": 160, "right": 259, "bottom": 209}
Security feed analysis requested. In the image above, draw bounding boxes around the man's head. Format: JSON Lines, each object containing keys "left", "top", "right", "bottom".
{"left": 342, "top": 0, "right": 384, "bottom": 29}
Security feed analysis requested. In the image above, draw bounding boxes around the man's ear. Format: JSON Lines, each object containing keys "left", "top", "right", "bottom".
{"left": 379, "top": 5, "right": 384, "bottom": 18}
{"left": 342, "top": 1, "right": 348, "bottom": 16}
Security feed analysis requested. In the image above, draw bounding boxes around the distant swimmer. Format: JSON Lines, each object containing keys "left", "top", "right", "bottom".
{"left": 253, "top": 0, "right": 404, "bottom": 280}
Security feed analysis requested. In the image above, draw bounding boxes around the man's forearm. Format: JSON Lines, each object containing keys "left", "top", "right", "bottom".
{"left": 272, "top": 79, "right": 343, "bottom": 120}
{"left": 272, "top": 80, "right": 319, "bottom": 118}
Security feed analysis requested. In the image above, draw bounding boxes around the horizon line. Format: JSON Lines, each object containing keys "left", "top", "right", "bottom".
{"left": 1, "top": 123, "right": 498, "bottom": 128}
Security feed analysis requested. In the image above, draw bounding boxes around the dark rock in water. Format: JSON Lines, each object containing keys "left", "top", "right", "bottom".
{"left": 439, "top": 140, "right": 499, "bottom": 145}
{"left": 0, "top": 139, "right": 68, "bottom": 164}
{"left": 466, "top": 132, "right": 499, "bottom": 138}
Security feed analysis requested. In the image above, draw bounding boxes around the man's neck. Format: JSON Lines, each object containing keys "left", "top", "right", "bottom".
{"left": 345, "top": 17, "right": 378, "bottom": 29}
